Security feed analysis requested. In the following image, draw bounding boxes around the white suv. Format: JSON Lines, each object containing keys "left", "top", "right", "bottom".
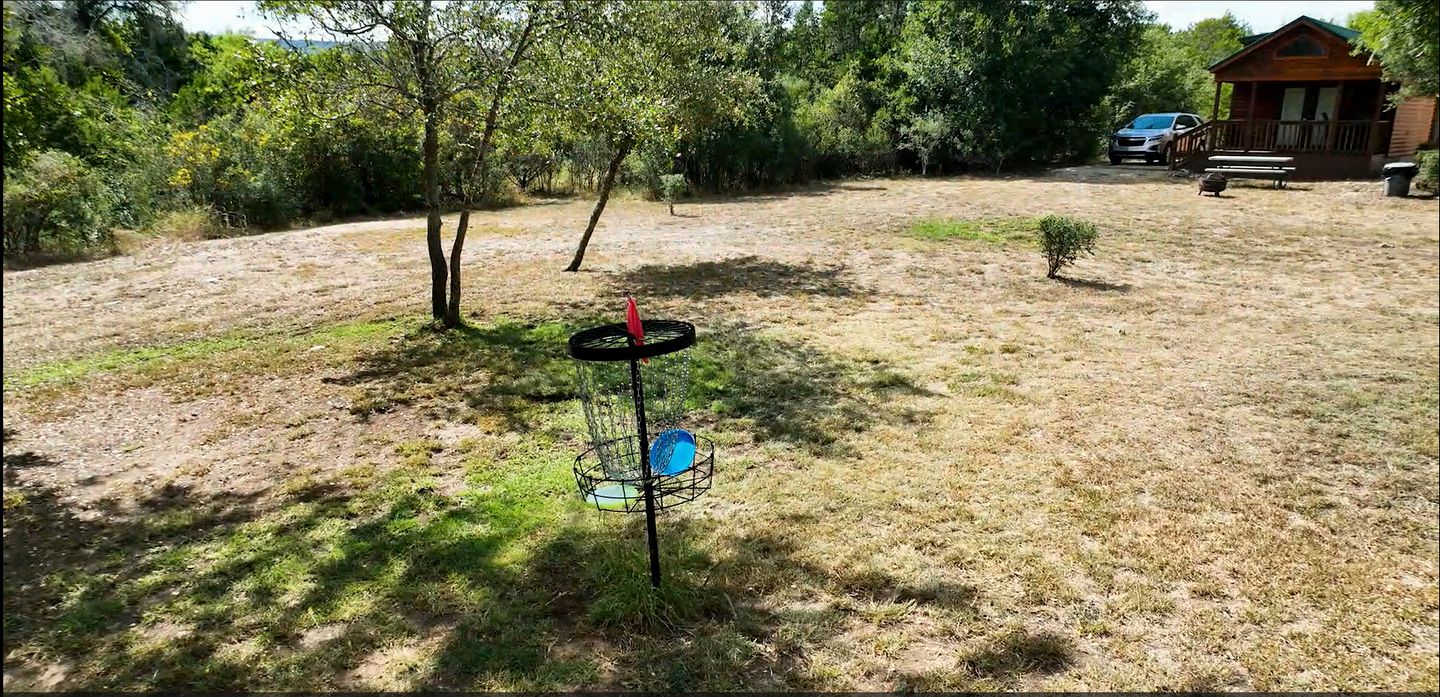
{"left": 1108, "top": 112, "right": 1203, "bottom": 165}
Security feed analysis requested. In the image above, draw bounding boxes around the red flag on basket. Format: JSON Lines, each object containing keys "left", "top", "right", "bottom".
{"left": 624, "top": 294, "right": 647, "bottom": 363}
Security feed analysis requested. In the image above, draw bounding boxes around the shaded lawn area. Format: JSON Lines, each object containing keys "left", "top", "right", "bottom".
{"left": 3, "top": 315, "right": 964, "bottom": 690}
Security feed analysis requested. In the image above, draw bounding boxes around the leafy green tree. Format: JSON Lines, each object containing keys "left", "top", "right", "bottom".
{"left": 659, "top": 174, "right": 686, "bottom": 215}
{"left": 820, "top": 0, "right": 907, "bottom": 81}
{"left": 107, "top": 3, "right": 195, "bottom": 100}
{"left": 1175, "top": 12, "right": 1250, "bottom": 66}
{"left": 1172, "top": 12, "right": 1248, "bottom": 118}
{"left": 901, "top": 0, "right": 1147, "bottom": 170}
{"left": 1353, "top": 0, "right": 1439, "bottom": 100}
{"left": 65, "top": 0, "right": 179, "bottom": 33}
{"left": 163, "top": 112, "right": 301, "bottom": 229}
{"left": 168, "top": 34, "right": 297, "bottom": 125}
{"left": 39, "top": 0, "right": 198, "bottom": 102}
{"left": 797, "top": 65, "right": 894, "bottom": 175}
{"left": 558, "top": 0, "right": 758, "bottom": 272}
{"left": 3, "top": 2, "right": 145, "bottom": 168}
{"left": 1102, "top": 25, "right": 1211, "bottom": 126}
{"left": 750, "top": 0, "right": 791, "bottom": 79}
{"left": 260, "top": 0, "right": 568, "bottom": 327}
{"left": 784, "top": 0, "right": 824, "bottom": 83}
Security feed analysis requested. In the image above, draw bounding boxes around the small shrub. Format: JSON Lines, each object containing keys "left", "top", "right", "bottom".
{"left": 1037, "top": 215, "right": 1098, "bottom": 279}
{"left": 3, "top": 150, "right": 117, "bottom": 258}
{"left": 1414, "top": 149, "right": 1438, "bottom": 193}
{"left": 659, "top": 174, "right": 687, "bottom": 215}
{"left": 166, "top": 117, "right": 301, "bottom": 230}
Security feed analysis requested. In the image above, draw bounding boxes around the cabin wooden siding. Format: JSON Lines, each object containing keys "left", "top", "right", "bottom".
{"left": 1227, "top": 79, "right": 1387, "bottom": 121}
{"left": 1388, "top": 97, "right": 1438, "bottom": 158}
{"left": 1213, "top": 23, "right": 1381, "bottom": 83}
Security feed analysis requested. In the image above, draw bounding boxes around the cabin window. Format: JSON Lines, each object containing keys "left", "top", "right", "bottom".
{"left": 1277, "top": 35, "right": 1326, "bottom": 57}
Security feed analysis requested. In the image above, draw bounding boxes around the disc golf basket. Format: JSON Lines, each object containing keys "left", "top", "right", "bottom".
{"left": 568, "top": 307, "right": 713, "bottom": 588}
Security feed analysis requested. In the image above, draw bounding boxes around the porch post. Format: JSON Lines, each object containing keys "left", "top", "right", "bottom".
{"left": 1211, "top": 81, "right": 1222, "bottom": 122}
{"left": 1325, "top": 82, "right": 1344, "bottom": 154}
{"left": 1246, "top": 83, "right": 1258, "bottom": 151}
{"left": 1367, "top": 83, "right": 1385, "bottom": 156}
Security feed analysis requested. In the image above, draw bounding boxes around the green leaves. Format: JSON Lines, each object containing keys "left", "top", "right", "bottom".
{"left": 548, "top": 1, "right": 762, "bottom": 154}
{"left": 3, "top": 150, "right": 117, "bottom": 256}
{"left": 1352, "top": 0, "right": 1439, "bottom": 100}
{"left": 1102, "top": 24, "right": 1214, "bottom": 127}
{"left": 1037, "top": 215, "right": 1099, "bottom": 280}
{"left": 900, "top": 0, "right": 1149, "bottom": 169}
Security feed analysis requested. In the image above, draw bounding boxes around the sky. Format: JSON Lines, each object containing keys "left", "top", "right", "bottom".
{"left": 179, "top": 0, "right": 1378, "bottom": 39}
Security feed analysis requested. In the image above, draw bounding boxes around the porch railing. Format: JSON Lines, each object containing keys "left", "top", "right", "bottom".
{"left": 1173, "top": 119, "right": 1389, "bottom": 165}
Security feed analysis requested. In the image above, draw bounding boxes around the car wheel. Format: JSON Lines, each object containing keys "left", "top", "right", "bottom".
{"left": 1158, "top": 145, "right": 1170, "bottom": 166}
{"left": 1109, "top": 155, "right": 1122, "bottom": 166}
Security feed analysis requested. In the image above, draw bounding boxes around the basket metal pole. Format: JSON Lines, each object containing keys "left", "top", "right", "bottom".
{"left": 628, "top": 352, "right": 662, "bottom": 589}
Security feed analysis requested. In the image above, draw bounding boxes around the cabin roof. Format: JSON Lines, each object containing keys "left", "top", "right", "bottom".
{"left": 1208, "top": 16, "right": 1362, "bottom": 71}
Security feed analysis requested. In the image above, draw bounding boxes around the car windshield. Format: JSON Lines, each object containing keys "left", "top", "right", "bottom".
{"left": 1127, "top": 115, "right": 1175, "bottom": 130}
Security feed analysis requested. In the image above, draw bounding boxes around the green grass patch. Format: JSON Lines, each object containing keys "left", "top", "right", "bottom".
{"left": 907, "top": 216, "right": 1039, "bottom": 243}
{"left": 5, "top": 335, "right": 253, "bottom": 390}
{"left": 949, "top": 369, "right": 1025, "bottom": 402}
{"left": 4, "top": 318, "right": 410, "bottom": 393}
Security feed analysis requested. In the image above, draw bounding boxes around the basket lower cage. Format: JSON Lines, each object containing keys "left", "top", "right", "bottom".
{"left": 574, "top": 434, "right": 715, "bottom": 513}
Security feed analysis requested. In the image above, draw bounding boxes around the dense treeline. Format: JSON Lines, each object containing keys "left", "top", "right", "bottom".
{"left": 0, "top": 0, "right": 1420, "bottom": 265}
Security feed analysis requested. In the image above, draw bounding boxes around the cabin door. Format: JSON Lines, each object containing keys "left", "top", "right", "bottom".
{"left": 1312, "top": 86, "right": 1339, "bottom": 149}
{"left": 1279, "top": 87, "right": 1306, "bottom": 147}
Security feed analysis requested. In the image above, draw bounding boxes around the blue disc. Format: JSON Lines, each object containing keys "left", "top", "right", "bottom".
{"left": 650, "top": 429, "right": 697, "bottom": 476}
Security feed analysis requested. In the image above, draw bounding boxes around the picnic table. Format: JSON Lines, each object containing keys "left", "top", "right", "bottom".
{"left": 1205, "top": 155, "right": 1295, "bottom": 188}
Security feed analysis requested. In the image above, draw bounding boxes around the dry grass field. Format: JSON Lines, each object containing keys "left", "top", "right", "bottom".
{"left": 3, "top": 166, "right": 1437, "bottom": 690}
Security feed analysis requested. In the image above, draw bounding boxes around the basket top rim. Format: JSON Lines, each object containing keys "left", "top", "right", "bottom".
{"left": 568, "top": 319, "right": 695, "bottom": 362}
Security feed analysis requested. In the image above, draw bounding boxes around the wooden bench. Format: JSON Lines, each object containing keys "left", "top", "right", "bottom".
{"left": 1205, "top": 155, "right": 1296, "bottom": 188}
{"left": 1204, "top": 167, "right": 1292, "bottom": 188}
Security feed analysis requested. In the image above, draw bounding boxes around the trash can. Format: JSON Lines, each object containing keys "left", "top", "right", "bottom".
{"left": 1382, "top": 161, "right": 1419, "bottom": 197}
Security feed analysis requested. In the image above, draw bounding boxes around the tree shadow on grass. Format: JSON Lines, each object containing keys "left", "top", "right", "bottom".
{"left": 2, "top": 444, "right": 568, "bottom": 689}
{"left": 324, "top": 321, "right": 584, "bottom": 431}
{"left": 614, "top": 255, "right": 860, "bottom": 301}
{"left": 691, "top": 323, "right": 939, "bottom": 453}
{"left": 682, "top": 181, "right": 890, "bottom": 206}
{"left": 898, "top": 627, "right": 1076, "bottom": 690}
{"left": 1054, "top": 276, "right": 1132, "bottom": 292}
{"left": 4, "top": 429, "right": 1072, "bottom": 690}
{"left": 327, "top": 316, "right": 932, "bottom": 454}
{"left": 428, "top": 517, "right": 989, "bottom": 690}
{"left": 2, "top": 449, "right": 269, "bottom": 689}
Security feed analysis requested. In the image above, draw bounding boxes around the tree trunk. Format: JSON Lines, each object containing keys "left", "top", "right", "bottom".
{"left": 445, "top": 210, "right": 470, "bottom": 327}
{"left": 423, "top": 109, "right": 447, "bottom": 321}
{"left": 668, "top": 201, "right": 675, "bottom": 216}
{"left": 564, "top": 135, "right": 633, "bottom": 272}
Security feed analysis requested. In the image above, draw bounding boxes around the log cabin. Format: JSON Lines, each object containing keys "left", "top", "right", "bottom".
{"left": 1172, "top": 16, "right": 1439, "bottom": 179}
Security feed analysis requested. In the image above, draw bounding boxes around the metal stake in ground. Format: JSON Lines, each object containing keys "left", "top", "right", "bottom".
{"left": 627, "top": 343, "right": 662, "bottom": 589}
